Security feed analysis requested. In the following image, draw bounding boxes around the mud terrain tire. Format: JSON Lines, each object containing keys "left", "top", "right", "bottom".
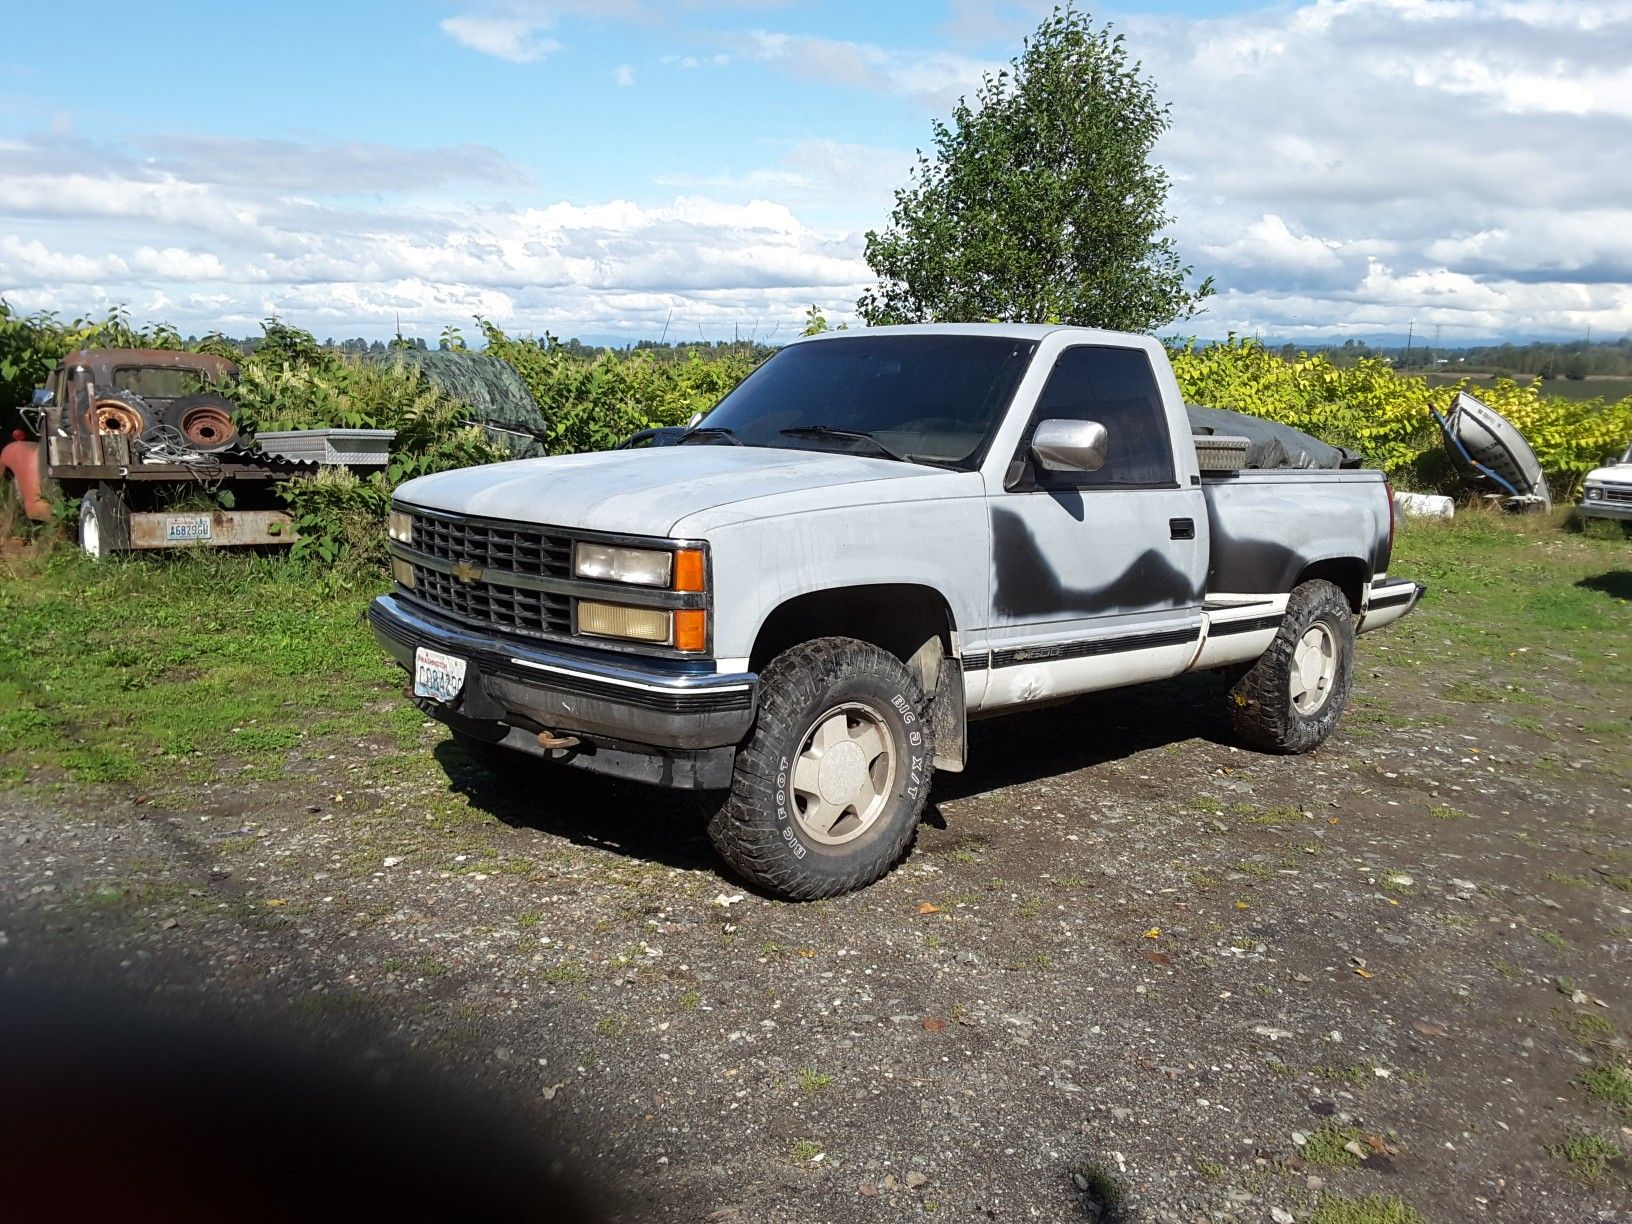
{"left": 708, "top": 637, "right": 934, "bottom": 900}
{"left": 1228, "top": 579, "right": 1355, "bottom": 754}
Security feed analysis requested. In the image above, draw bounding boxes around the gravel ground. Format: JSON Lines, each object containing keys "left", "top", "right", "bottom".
{"left": 4, "top": 620, "right": 1631, "bottom": 1221}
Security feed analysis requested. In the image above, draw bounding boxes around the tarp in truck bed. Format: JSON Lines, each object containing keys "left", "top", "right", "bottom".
{"left": 367, "top": 350, "right": 548, "bottom": 458}
{"left": 1185, "top": 404, "right": 1361, "bottom": 470}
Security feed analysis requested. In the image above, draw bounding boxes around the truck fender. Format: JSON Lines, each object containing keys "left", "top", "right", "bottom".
{"left": 1, "top": 438, "right": 50, "bottom": 522}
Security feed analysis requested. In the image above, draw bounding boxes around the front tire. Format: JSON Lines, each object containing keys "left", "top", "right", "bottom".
{"left": 708, "top": 638, "right": 934, "bottom": 900}
{"left": 1228, "top": 579, "right": 1355, "bottom": 754}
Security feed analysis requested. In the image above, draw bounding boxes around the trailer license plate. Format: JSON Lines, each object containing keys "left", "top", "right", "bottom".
{"left": 166, "top": 515, "right": 213, "bottom": 542}
{"left": 413, "top": 647, "right": 467, "bottom": 703}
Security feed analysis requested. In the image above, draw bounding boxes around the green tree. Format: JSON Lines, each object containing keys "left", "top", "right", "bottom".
{"left": 857, "top": 4, "right": 1210, "bottom": 332}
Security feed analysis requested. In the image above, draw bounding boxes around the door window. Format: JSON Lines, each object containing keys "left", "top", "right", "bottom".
{"left": 1023, "top": 346, "right": 1175, "bottom": 488}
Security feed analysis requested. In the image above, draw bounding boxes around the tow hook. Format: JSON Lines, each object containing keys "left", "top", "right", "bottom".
{"left": 536, "top": 730, "right": 582, "bottom": 751}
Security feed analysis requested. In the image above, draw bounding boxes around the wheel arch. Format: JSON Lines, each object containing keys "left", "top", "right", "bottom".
{"left": 1294, "top": 556, "right": 1369, "bottom": 614}
{"left": 749, "top": 582, "right": 957, "bottom": 682}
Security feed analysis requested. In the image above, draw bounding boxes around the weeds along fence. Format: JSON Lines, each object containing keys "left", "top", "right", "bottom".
{"left": 1169, "top": 337, "right": 1632, "bottom": 498}
{"left": 5, "top": 303, "right": 1631, "bottom": 568}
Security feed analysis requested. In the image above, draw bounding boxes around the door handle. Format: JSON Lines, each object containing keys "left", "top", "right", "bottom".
{"left": 1169, "top": 517, "right": 1195, "bottom": 540}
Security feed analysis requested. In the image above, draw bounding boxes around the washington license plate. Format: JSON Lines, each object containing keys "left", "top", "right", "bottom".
{"left": 166, "top": 515, "right": 213, "bottom": 542}
{"left": 413, "top": 647, "right": 467, "bottom": 703}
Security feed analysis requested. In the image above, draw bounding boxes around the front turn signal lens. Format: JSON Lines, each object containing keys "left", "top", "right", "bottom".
{"left": 674, "top": 609, "right": 707, "bottom": 652}
{"left": 673, "top": 549, "right": 706, "bottom": 592}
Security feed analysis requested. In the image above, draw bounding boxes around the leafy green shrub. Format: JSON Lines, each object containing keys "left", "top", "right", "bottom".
{"left": 222, "top": 322, "right": 506, "bottom": 567}
{"left": 280, "top": 467, "right": 393, "bottom": 567}
{"left": 478, "top": 320, "right": 756, "bottom": 454}
{"left": 1169, "top": 336, "right": 1632, "bottom": 497}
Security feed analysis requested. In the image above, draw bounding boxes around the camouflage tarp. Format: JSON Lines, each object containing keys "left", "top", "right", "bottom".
{"left": 369, "top": 349, "right": 547, "bottom": 458}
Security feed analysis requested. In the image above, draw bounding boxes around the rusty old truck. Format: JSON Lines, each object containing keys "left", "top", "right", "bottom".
{"left": 5, "top": 348, "right": 299, "bottom": 554}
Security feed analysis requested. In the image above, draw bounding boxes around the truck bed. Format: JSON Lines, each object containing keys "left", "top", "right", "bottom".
{"left": 1201, "top": 467, "right": 1393, "bottom": 599}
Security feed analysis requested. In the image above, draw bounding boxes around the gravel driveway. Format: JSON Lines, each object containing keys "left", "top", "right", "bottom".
{"left": 4, "top": 553, "right": 1631, "bottom": 1222}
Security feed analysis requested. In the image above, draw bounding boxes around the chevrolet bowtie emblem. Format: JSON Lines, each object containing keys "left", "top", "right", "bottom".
{"left": 451, "top": 561, "right": 483, "bottom": 584}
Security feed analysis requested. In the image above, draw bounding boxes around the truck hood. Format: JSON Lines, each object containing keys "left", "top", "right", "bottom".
{"left": 1585, "top": 462, "right": 1632, "bottom": 486}
{"left": 393, "top": 445, "right": 953, "bottom": 536}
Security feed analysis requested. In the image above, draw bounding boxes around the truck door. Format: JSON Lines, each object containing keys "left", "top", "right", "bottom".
{"left": 974, "top": 343, "right": 1207, "bottom": 710}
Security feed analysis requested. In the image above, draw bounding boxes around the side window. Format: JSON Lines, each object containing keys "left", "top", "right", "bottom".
{"left": 1024, "top": 345, "right": 1175, "bottom": 488}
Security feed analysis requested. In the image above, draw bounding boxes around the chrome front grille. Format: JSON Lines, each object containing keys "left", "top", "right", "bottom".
{"left": 403, "top": 510, "right": 576, "bottom": 640}
{"left": 410, "top": 563, "right": 572, "bottom": 639}
{"left": 1604, "top": 487, "right": 1632, "bottom": 504}
{"left": 411, "top": 513, "right": 574, "bottom": 580}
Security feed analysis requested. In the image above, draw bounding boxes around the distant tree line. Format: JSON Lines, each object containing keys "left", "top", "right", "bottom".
{"left": 1272, "top": 336, "right": 1632, "bottom": 380}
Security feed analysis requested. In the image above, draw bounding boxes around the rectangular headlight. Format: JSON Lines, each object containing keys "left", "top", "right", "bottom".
{"left": 574, "top": 543, "right": 672, "bottom": 587}
{"left": 391, "top": 557, "right": 416, "bottom": 589}
{"left": 577, "top": 601, "right": 673, "bottom": 644}
{"left": 388, "top": 509, "right": 413, "bottom": 543}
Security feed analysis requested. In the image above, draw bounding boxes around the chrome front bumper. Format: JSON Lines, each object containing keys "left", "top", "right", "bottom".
{"left": 1579, "top": 496, "right": 1632, "bottom": 521}
{"left": 368, "top": 595, "right": 756, "bottom": 789}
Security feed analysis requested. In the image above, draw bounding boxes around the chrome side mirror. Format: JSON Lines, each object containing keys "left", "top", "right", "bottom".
{"left": 1031, "top": 418, "right": 1108, "bottom": 473}
{"left": 31, "top": 387, "right": 53, "bottom": 408}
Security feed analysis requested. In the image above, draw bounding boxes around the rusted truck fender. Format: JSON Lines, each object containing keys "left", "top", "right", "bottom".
{"left": 1, "top": 436, "right": 49, "bottom": 521}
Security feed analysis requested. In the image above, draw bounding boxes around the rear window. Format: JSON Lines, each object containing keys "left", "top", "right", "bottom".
{"left": 1022, "top": 346, "right": 1175, "bottom": 488}
{"left": 112, "top": 367, "right": 213, "bottom": 399}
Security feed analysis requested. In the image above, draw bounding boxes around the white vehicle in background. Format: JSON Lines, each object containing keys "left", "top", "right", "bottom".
{"left": 1579, "top": 442, "right": 1632, "bottom": 534}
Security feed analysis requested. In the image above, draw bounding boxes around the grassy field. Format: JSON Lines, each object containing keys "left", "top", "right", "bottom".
{"left": 1419, "top": 371, "right": 1632, "bottom": 404}
{"left": 0, "top": 552, "right": 403, "bottom": 788}
{"left": 1, "top": 508, "right": 1627, "bottom": 791}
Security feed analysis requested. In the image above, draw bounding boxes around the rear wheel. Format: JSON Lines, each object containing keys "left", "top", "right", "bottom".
{"left": 161, "top": 394, "right": 240, "bottom": 451}
{"left": 78, "top": 487, "right": 128, "bottom": 558}
{"left": 1228, "top": 579, "right": 1355, "bottom": 753}
{"left": 708, "top": 637, "right": 933, "bottom": 900}
{"left": 76, "top": 387, "right": 153, "bottom": 438}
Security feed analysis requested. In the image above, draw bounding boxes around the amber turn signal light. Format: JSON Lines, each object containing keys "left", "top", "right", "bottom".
{"left": 674, "top": 609, "right": 707, "bottom": 652}
{"left": 673, "top": 548, "right": 706, "bottom": 592}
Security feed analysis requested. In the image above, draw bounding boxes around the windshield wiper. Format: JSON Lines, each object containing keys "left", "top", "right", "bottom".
{"left": 675, "top": 425, "right": 742, "bottom": 446}
{"left": 778, "top": 425, "right": 914, "bottom": 464}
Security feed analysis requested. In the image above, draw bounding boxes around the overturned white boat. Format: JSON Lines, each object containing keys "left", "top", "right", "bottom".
{"left": 1433, "top": 391, "right": 1551, "bottom": 511}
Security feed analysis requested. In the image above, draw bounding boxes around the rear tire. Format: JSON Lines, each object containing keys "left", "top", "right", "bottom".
{"left": 78, "top": 487, "right": 128, "bottom": 558}
{"left": 1228, "top": 579, "right": 1355, "bottom": 754}
{"left": 161, "top": 394, "right": 240, "bottom": 451}
{"left": 708, "top": 637, "right": 933, "bottom": 900}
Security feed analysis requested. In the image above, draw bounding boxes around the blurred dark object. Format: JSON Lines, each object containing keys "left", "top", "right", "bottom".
{"left": 0, "top": 974, "right": 609, "bottom": 1222}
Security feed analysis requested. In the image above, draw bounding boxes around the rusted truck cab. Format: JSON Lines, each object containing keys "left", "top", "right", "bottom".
{"left": 11, "top": 348, "right": 302, "bottom": 555}
{"left": 43, "top": 348, "right": 239, "bottom": 443}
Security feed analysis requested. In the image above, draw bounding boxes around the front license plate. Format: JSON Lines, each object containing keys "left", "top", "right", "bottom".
{"left": 166, "top": 515, "right": 213, "bottom": 542}
{"left": 413, "top": 647, "right": 467, "bottom": 703}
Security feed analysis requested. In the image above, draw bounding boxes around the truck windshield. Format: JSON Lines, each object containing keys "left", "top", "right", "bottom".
{"left": 696, "top": 334, "right": 1037, "bottom": 469}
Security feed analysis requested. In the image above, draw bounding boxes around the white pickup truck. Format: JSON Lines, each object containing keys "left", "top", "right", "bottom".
{"left": 1579, "top": 441, "right": 1632, "bottom": 532}
{"left": 371, "top": 324, "right": 1422, "bottom": 898}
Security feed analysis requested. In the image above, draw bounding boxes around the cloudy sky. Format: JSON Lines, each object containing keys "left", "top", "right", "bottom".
{"left": 2, "top": 0, "right": 1628, "bottom": 345}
